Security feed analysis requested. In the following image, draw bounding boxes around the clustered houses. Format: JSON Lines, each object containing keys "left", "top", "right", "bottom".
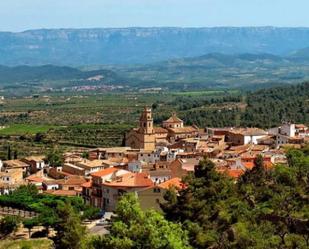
{"left": 0, "top": 107, "right": 308, "bottom": 212}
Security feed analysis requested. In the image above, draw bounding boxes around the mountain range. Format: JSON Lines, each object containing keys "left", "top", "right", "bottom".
{"left": 2, "top": 51, "right": 309, "bottom": 95}
{"left": 1, "top": 27, "right": 309, "bottom": 65}
{"left": 0, "top": 65, "right": 119, "bottom": 84}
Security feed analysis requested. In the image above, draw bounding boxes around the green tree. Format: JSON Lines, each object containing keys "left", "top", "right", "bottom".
{"left": 7, "top": 145, "right": 11, "bottom": 160}
{"left": 89, "top": 194, "right": 191, "bottom": 249}
{"left": 0, "top": 216, "right": 20, "bottom": 237}
{"left": 81, "top": 206, "right": 101, "bottom": 220}
{"left": 45, "top": 149, "right": 64, "bottom": 167}
{"left": 23, "top": 218, "right": 39, "bottom": 238}
{"left": 54, "top": 202, "right": 86, "bottom": 249}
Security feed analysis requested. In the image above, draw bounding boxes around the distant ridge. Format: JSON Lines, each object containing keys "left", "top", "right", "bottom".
{"left": 1, "top": 27, "right": 309, "bottom": 65}
{"left": 0, "top": 65, "right": 120, "bottom": 84}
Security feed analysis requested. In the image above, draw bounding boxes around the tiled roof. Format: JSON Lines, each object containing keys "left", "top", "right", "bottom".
{"left": 217, "top": 169, "right": 245, "bottom": 178}
{"left": 168, "top": 126, "right": 198, "bottom": 134}
{"left": 50, "top": 190, "right": 78, "bottom": 196}
{"left": 24, "top": 156, "right": 45, "bottom": 162}
{"left": 3, "top": 160, "right": 30, "bottom": 168}
{"left": 61, "top": 175, "right": 86, "bottom": 186}
{"left": 243, "top": 162, "right": 255, "bottom": 170}
{"left": 26, "top": 175, "right": 44, "bottom": 183}
{"left": 102, "top": 172, "right": 153, "bottom": 188}
{"left": 229, "top": 128, "right": 267, "bottom": 136}
{"left": 164, "top": 114, "right": 183, "bottom": 123}
{"left": 76, "top": 159, "right": 112, "bottom": 168}
{"left": 154, "top": 127, "right": 169, "bottom": 133}
{"left": 158, "top": 177, "right": 185, "bottom": 189}
{"left": 90, "top": 167, "right": 118, "bottom": 177}
{"left": 81, "top": 181, "right": 92, "bottom": 188}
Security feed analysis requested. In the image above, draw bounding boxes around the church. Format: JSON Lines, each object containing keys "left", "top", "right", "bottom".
{"left": 125, "top": 107, "right": 199, "bottom": 150}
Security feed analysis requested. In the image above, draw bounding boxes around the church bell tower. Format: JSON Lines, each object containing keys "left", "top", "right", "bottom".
{"left": 139, "top": 106, "right": 154, "bottom": 134}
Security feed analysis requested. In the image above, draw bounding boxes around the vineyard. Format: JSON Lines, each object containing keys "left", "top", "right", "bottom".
{"left": 45, "top": 124, "right": 134, "bottom": 148}
{"left": 0, "top": 90, "right": 247, "bottom": 159}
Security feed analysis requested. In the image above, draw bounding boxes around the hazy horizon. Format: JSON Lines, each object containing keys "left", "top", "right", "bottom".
{"left": 1, "top": 0, "right": 309, "bottom": 32}
{"left": 3, "top": 26, "right": 309, "bottom": 33}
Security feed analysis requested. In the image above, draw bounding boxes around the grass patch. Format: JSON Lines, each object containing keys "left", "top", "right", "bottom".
{"left": 0, "top": 124, "right": 57, "bottom": 135}
{"left": 0, "top": 239, "right": 53, "bottom": 249}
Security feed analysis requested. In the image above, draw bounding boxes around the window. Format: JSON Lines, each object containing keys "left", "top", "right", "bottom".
{"left": 69, "top": 187, "right": 74, "bottom": 191}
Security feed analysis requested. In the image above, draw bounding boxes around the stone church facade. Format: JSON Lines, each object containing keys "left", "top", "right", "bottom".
{"left": 126, "top": 107, "right": 200, "bottom": 151}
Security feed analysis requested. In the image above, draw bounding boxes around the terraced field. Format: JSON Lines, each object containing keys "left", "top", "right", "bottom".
{"left": 45, "top": 124, "right": 134, "bottom": 148}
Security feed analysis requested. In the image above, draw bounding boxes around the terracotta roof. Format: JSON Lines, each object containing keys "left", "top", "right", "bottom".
{"left": 3, "top": 160, "right": 30, "bottom": 168}
{"left": 168, "top": 126, "right": 198, "bottom": 134}
{"left": 76, "top": 159, "right": 113, "bottom": 168}
{"left": 24, "top": 156, "right": 45, "bottom": 162}
{"left": 109, "top": 157, "right": 129, "bottom": 164}
{"left": 90, "top": 167, "right": 117, "bottom": 177}
{"left": 251, "top": 145, "right": 268, "bottom": 151}
{"left": 154, "top": 127, "right": 169, "bottom": 133}
{"left": 61, "top": 176, "right": 86, "bottom": 186}
{"left": 102, "top": 172, "right": 153, "bottom": 188}
{"left": 81, "top": 181, "right": 92, "bottom": 188}
{"left": 264, "top": 161, "right": 274, "bottom": 170}
{"left": 226, "top": 169, "right": 245, "bottom": 178}
{"left": 229, "top": 145, "right": 250, "bottom": 151}
{"left": 243, "top": 162, "right": 255, "bottom": 170}
{"left": 158, "top": 177, "right": 185, "bottom": 190}
{"left": 50, "top": 190, "right": 78, "bottom": 196}
{"left": 164, "top": 114, "right": 183, "bottom": 123}
{"left": 217, "top": 168, "right": 245, "bottom": 178}
{"left": 26, "top": 175, "right": 44, "bottom": 183}
{"left": 229, "top": 128, "right": 267, "bottom": 136}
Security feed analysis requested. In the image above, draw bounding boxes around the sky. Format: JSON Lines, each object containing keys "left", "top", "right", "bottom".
{"left": 0, "top": 0, "right": 309, "bottom": 32}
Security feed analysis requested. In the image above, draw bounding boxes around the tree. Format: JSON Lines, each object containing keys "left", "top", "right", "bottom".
{"left": 13, "top": 150, "right": 18, "bottom": 159}
{"left": 81, "top": 206, "right": 101, "bottom": 220}
{"left": 7, "top": 145, "right": 11, "bottom": 160}
{"left": 81, "top": 151, "right": 89, "bottom": 159}
{"left": 0, "top": 216, "right": 20, "bottom": 237}
{"left": 34, "top": 132, "right": 45, "bottom": 142}
{"left": 38, "top": 207, "right": 57, "bottom": 235}
{"left": 54, "top": 202, "right": 86, "bottom": 249}
{"left": 23, "top": 218, "right": 39, "bottom": 238}
{"left": 161, "top": 158, "right": 238, "bottom": 249}
{"left": 89, "top": 194, "right": 191, "bottom": 249}
{"left": 45, "top": 149, "right": 64, "bottom": 167}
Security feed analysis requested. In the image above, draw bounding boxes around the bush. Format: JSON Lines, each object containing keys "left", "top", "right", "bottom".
{"left": 0, "top": 216, "right": 20, "bottom": 237}
{"left": 82, "top": 206, "right": 102, "bottom": 220}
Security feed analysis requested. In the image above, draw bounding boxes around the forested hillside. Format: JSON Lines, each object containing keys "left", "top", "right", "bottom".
{"left": 159, "top": 82, "right": 309, "bottom": 128}
{"left": 0, "top": 65, "right": 121, "bottom": 84}
{"left": 241, "top": 82, "right": 309, "bottom": 127}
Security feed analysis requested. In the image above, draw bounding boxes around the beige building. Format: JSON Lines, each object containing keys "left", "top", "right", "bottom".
{"left": 126, "top": 107, "right": 199, "bottom": 150}
{"left": 126, "top": 107, "right": 156, "bottom": 151}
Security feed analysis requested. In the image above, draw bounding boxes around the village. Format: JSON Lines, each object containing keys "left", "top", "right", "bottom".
{"left": 0, "top": 107, "right": 308, "bottom": 216}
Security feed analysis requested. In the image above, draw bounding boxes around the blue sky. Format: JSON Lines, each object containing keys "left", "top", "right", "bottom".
{"left": 0, "top": 0, "right": 308, "bottom": 32}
